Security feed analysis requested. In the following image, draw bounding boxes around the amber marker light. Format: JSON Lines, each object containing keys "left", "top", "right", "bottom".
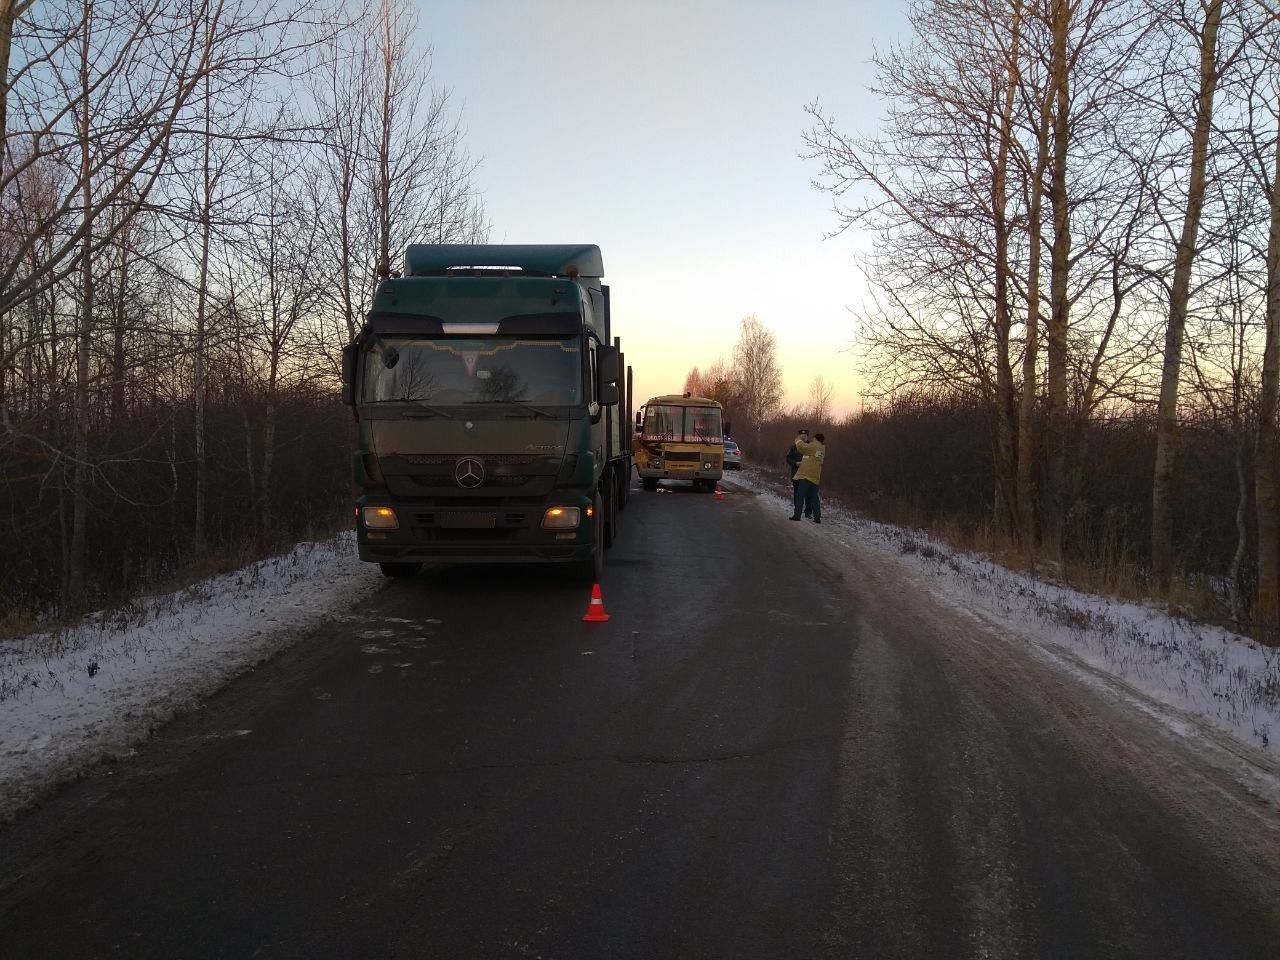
{"left": 363, "top": 506, "right": 399, "bottom": 529}
{"left": 541, "top": 506, "right": 581, "bottom": 529}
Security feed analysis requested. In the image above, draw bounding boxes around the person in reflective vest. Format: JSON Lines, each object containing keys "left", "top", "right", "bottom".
{"left": 789, "top": 432, "right": 825, "bottom": 524}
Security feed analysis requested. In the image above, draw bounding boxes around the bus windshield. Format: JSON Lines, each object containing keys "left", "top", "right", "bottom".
{"left": 362, "top": 336, "right": 582, "bottom": 406}
{"left": 641, "top": 404, "right": 723, "bottom": 443}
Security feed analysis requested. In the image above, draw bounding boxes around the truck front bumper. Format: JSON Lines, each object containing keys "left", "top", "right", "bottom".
{"left": 356, "top": 495, "right": 596, "bottom": 565}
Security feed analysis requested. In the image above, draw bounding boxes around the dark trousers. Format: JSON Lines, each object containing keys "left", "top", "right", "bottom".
{"left": 793, "top": 480, "right": 820, "bottom": 521}
{"left": 791, "top": 477, "right": 811, "bottom": 517}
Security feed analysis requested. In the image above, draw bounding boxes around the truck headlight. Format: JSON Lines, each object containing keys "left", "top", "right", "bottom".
{"left": 363, "top": 506, "right": 399, "bottom": 529}
{"left": 541, "top": 506, "right": 581, "bottom": 529}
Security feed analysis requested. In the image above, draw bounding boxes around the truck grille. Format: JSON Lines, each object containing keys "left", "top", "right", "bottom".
{"left": 385, "top": 454, "right": 556, "bottom": 494}
{"left": 421, "top": 528, "right": 516, "bottom": 543}
{"left": 411, "top": 511, "right": 530, "bottom": 528}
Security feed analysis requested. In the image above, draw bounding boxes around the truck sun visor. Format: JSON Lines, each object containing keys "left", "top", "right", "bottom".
{"left": 360, "top": 312, "right": 581, "bottom": 341}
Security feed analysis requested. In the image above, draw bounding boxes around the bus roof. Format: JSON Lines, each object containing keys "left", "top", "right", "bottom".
{"left": 644, "top": 394, "right": 722, "bottom": 407}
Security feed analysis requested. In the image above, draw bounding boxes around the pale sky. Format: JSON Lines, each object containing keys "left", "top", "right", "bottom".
{"left": 421, "top": 0, "right": 911, "bottom": 420}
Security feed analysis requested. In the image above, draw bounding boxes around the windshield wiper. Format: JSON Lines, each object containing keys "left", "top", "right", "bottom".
{"left": 465, "top": 400, "right": 560, "bottom": 420}
{"left": 508, "top": 406, "right": 558, "bottom": 420}
{"left": 394, "top": 404, "right": 453, "bottom": 419}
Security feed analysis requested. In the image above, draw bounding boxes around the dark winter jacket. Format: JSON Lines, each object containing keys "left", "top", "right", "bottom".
{"left": 786, "top": 443, "right": 802, "bottom": 478}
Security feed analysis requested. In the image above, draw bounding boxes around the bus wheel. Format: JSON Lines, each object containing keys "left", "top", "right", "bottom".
{"left": 642, "top": 478, "right": 658, "bottom": 492}
{"left": 379, "top": 562, "right": 422, "bottom": 579}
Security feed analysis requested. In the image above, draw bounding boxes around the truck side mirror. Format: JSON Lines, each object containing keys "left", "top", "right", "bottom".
{"left": 596, "top": 344, "right": 620, "bottom": 406}
{"left": 341, "top": 344, "right": 357, "bottom": 407}
{"left": 597, "top": 344, "right": 620, "bottom": 385}
{"left": 634, "top": 411, "right": 643, "bottom": 434}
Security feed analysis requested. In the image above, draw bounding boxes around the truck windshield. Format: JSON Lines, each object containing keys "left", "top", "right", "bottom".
{"left": 362, "top": 336, "right": 582, "bottom": 406}
{"left": 641, "top": 404, "right": 723, "bottom": 442}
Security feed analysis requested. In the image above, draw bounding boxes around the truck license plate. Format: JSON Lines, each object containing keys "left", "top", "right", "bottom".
{"left": 441, "top": 512, "right": 496, "bottom": 529}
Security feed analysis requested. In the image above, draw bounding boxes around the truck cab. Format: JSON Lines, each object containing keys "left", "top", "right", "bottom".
{"left": 342, "top": 244, "right": 632, "bottom": 581}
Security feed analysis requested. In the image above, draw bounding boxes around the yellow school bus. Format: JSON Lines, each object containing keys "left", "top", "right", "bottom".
{"left": 633, "top": 394, "right": 724, "bottom": 493}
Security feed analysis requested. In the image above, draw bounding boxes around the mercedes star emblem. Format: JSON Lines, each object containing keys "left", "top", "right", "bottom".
{"left": 454, "top": 457, "right": 484, "bottom": 488}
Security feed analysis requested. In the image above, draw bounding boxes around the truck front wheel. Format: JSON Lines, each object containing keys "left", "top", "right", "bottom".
{"left": 602, "top": 478, "right": 616, "bottom": 549}
{"left": 379, "top": 561, "right": 422, "bottom": 579}
{"left": 608, "top": 475, "right": 622, "bottom": 547}
{"left": 570, "top": 493, "right": 604, "bottom": 583}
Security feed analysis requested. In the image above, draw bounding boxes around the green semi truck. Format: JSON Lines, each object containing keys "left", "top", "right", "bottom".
{"left": 341, "top": 244, "right": 633, "bottom": 581}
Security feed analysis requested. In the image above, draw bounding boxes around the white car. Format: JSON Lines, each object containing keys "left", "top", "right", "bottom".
{"left": 723, "top": 439, "right": 743, "bottom": 469}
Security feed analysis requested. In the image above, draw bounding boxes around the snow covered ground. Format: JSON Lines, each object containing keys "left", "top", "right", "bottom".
{"left": 3, "top": 475, "right": 1279, "bottom": 820}
{"left": 731, "top": 468, "right": 1280, "bottom": 760}
{"left": 0, "top": 534, "right": 383, "bottom": 817}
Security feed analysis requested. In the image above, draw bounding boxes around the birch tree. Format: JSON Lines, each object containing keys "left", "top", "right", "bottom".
{"left": 1016, "top": 19, "right": 1054, "bottom": 557}
{"left": 311, "top": 0, "right": 488, "bottom": 347}
{"left": 1227, "top": 6, "right": 1280, "bottom": 632}
{"left": 1042, "top": 0, "right": 1074, "bottom": 562}
{"left": 1151, "top": 0, "right": 1227, "bottom": 589}
{"left": 808, "top": 375, "right": 835, "bottom": 423}
{"left": 732, "top": 314, "right": 784, "bottom": 433}
{"left": 235, "top": 141, "right": 325, "bottom": 536}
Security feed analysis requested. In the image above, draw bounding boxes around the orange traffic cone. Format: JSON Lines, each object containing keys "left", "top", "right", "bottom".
{"left": 715, "top": 484, "right": 724, "bottom": 501}
{"left": 582, "top": 582, "right": 610, "bottom": 622}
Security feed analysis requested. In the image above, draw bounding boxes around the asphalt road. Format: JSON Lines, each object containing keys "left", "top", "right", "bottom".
{"left": 1, "top": 475, "right": 1278, "bottom": 959}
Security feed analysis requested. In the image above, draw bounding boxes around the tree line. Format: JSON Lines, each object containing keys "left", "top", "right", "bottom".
{"left": 0, "top": 0, "right": 487, "bottom": 625}
{"left": 790, "top": 0, "right": 1280, "bottom": 639}
{"left": 687, "top": 310, "right": 1248, "bottom": 633}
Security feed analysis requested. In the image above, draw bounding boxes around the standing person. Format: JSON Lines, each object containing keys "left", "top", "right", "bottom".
{"left": 785, "top": 428, "right": 812, "bottom": 519}
{"left": 789, "top": 431, "right": 825, "bottom": 524}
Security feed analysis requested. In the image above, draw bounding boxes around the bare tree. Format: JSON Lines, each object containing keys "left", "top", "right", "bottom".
{"left": 682, "top": 365, "right": 703, "bottom": 395}
{"left": 1255, "top": 126, "right": 1279, "bottom": 628}
{"left": 1042, "top": 0, "right": 1073, "bottom": 563}
{"left": 732, "top": 314, "right": 784, "bottom": 435}
{"left": 804, "top": 0, "right": 1047, "bottom": 541}
{"left": 1017, "top": 20, "right": 1055, "bottom": 560}
{"left": 310, "top": 10, "right": 369, "bottom": 342}
{"left": 684, "top": 356, "right": 740, "bottom": 409}
{"left": 0, "top": 0, "right": 34, "bottom": 180}
{"left": 808, "top": 375, "right": 834, "bottom": 423}
{"left": 807, "top": 0, "right": 1152, "bottom": 561}
{"left": 309, "top": 0, "right": 488, "bottom": 347}
{"left": 0, "top": 0, "right": 308, "bottom": 347}
{"left": 991, "top": 0, "right": 1027, "bottom": 540}
{"left": 1151, "top": 0, "right": 1231, "bottom": 590}
{"left": 0, "top": 0, "right": 395, "bottom": 615}
{"left": 232, "top": 141, "right": 326, "bottom": 536}
{"left": 1227, "top": 7, "right": 1280, "bottom": 631}
{"left": 365, "top": 0, "right": 486, "bottom": 278}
